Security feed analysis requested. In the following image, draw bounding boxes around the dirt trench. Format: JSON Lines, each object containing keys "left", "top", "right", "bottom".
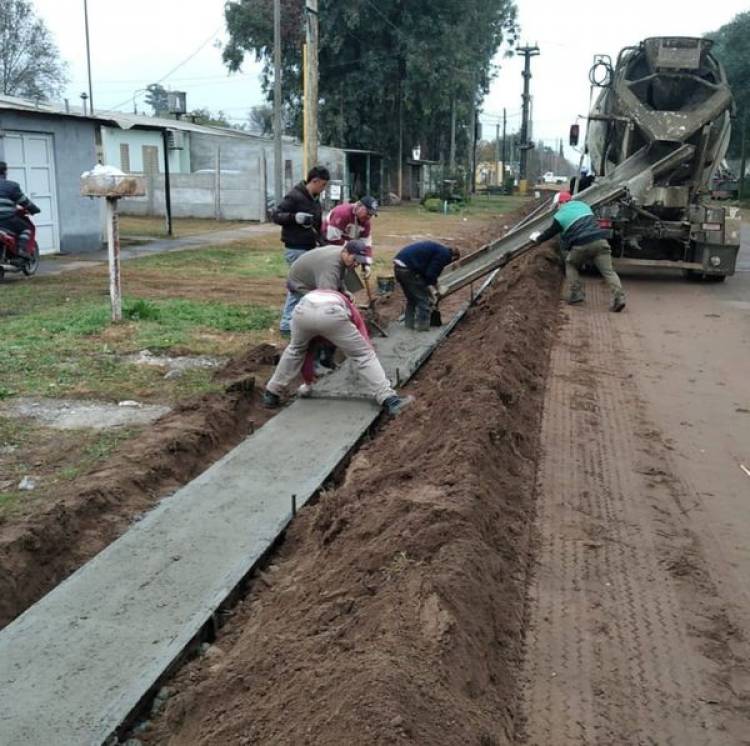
{"left": 0, "top": 345, "right": 280, "bottom": 628}
{"left": 0, "top": 203, "right": 541, "bottom": 630}
{"left": 141, "top": 247, "right": 563, "bottom": 745}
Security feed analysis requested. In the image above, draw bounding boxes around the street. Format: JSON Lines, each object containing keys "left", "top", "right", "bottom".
{"left": 519, "top": 231, "right": 750, "bottom": 743}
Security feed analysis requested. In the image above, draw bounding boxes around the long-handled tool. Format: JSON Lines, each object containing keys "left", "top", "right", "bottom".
{"left": 361, "top": 274, "right": 389, "bottom": 337}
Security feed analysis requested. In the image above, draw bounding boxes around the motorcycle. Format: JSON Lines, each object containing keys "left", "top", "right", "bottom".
{"left": 0, "top": 208, "right": 39, "bottom": 281}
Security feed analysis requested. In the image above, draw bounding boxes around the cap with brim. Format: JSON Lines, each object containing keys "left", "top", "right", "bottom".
{"left": 345, "top": 239, "right": 373, "bottom": 265}
{"left": 360, "top": 195, "right": 379, "bottom": 215}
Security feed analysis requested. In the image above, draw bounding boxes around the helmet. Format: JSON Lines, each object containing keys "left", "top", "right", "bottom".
{"left": 553, "top": 190, "right": 572, "bottom": 206}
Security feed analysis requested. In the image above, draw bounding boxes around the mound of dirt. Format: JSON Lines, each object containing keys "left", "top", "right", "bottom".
{"left": 0, "top": 347, "right": 279, "bottom": 628}
{"left": 144, "top": 247, "right": 562, "bottom": 746}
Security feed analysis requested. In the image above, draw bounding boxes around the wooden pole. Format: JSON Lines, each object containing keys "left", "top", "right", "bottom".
{"left": 106, "top": 197, "right": 122, "bottom": 322}
{"left": 303, "top": 0, "right": 319, "bottom": 173}
{"left": 273, "top": 0, "right": 283, "bottom": 204}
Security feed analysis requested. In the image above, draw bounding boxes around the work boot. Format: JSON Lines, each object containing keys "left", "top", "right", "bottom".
{"left": 279, "top": 329, "right": 291, "bottom": 340}
{"left": 566, "top": 282, "right": 584, "bottom": 304}
{"left": 610, "top": 294, "right": 626, "bottom": 313}
{"left": 383, "top": 394, "right": 415, "bottom": 416}
{"left": 262, "top": 389, "right": 281, "bottom": 408}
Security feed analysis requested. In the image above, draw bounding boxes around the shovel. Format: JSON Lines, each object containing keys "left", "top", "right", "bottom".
{"left": 361, "top": 275, "right": 389, "bottom": 337}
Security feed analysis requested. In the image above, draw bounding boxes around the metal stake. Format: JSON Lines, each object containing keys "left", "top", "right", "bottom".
{"left": 291, "top": 494, "right": 297, "bottom": 516}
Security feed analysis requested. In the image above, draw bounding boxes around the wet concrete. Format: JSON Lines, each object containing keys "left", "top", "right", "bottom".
{"left": 0, "top": 318, "right": 457, "bottom": 745}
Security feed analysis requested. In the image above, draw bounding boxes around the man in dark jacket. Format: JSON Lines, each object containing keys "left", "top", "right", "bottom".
{"left": 0, "top": 161, "right": 40, "bottom": 258}
{"left": 530, "top": 191, "right": 625, "bottom": 311}
{"left": 393, "top": 241, "right": 460, "bottom": 331}
{"left": 272, "top": 165, "right": 330, "bottom": 334}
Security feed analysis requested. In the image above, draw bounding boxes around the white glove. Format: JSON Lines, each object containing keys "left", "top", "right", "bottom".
{"left": 427, "top": 285, "right": 438, "bottom": 303}
{"left": 361, "top": 264, "right": 372, "bottom": 279}
{"left": 295, "top": 212, "right": 314, "bottom": 226}
{"left": 529, "top": 231, "right": 541, "bottom": 244}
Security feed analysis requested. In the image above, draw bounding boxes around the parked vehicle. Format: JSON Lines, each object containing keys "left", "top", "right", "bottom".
{"left": 0, "top": 209, "right": 39, "bottom": 280}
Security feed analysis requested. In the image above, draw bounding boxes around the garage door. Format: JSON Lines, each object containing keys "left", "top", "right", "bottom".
{"left": 4, "top": 132, "right": 60, "bottom": 254}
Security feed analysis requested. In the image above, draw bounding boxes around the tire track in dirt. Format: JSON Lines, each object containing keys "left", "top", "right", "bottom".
{"left": 518, "top": 282, "right": 750, "bottom": 745}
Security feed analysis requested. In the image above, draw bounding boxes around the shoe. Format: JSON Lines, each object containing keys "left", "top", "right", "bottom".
{"left": 610, "top": 298, "right": 626, "bottom": 312}
{"left": 262, "top": 389, "right": 281, "bottom": 408}
{"left": 313, "top": 362, "right": 334, "bottom": 377}
{"left": 383, "top": 395, "right": 414, "bottom": 416}
{"left": 567, "top": 294, "right": 585, "bottom": 305}
{"left": 279, "top": 329, "right": 291, "bottom": 339}
{"left": 297, "top": 383, "right": 312, "bottom": 397}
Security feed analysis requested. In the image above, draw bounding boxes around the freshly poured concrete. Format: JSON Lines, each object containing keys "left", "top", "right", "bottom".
{"left": 0, "top": 320, "right": 451, "bottom": 746}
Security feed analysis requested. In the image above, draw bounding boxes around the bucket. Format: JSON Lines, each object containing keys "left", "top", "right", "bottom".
{"left": 377, "top": 275, "right": 395, "bottom": 295}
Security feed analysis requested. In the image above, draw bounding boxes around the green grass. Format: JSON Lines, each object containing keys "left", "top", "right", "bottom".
{"left": 132, "top": 244, "right": 287, "bottom": 278}
{"left": 0, "top": 296, "right": 276, "bottom": 400}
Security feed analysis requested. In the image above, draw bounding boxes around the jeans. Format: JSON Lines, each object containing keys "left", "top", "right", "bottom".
{"left": 394, "top": 265, "right": 433, "bottom": 331}
{"left": 280, "top": 247, "right": 308, "bottom": 333}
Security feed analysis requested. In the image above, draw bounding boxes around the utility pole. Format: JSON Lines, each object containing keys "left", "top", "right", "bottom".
{"left": 502, "top": 107, "right": 507, "bottom": 185}
{"left": 495, "top": 122, "right": 500, "bottom": 185}
{"left": 303, "top": 0, "right": 319, "bottom": 174}
{"left": 273, "top": 0, "right": 283, "bottom": 204}
{"left": 449, "top": 97, "right": 456, "bottom": 173}
{"left": 741, "top": 110, "right": 747, "bottom": 201}
{"left": 83, "top": 0, "right": 94, "bottom": 114}
{"left": 517, "top": 44, "right": 540, "bottom": 188}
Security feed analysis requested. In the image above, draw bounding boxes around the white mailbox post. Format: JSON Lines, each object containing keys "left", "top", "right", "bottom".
{"left": 81, "top": 169, "right": 146, "bottom": 322}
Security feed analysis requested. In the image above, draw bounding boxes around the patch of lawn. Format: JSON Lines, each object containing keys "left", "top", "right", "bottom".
{"left": 0, "top": 296, "right": 276, "bottom": 400}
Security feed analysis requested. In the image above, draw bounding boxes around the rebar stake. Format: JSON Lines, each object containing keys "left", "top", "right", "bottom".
{"left": 292, "top": 494, "right": 297, "bottom": 516}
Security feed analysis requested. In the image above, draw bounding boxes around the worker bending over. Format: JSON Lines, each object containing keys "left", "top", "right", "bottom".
{"left": 262, "top": 289, "right": 413, "bottom": 416}
{"left": 530, "top": 191, "right": 625, "bottom": 312}
{"left": 393, "top": 241, "right": 460, "bottom": 331}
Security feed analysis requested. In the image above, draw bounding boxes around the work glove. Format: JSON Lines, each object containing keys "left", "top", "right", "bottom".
{"left": 427, "top": 285, "right": 438, "bottom": 303}
{"left": 343, "top": 289, "right": 355, "bottom": 302}
{"left": 529, "top": 231, "right": 541, "bottom": 244}
{"left": 361, "top": 264, "right": 372, "bottom": 279}
{"left": 295, "top": 212, "right": 314, "bottom": 226}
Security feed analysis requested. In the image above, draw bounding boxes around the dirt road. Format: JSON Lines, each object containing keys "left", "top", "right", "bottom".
{"left": 519, "top": 247, "right": 750, "bottom": 743}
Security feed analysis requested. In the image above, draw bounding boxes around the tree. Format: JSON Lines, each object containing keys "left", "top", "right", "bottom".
{"left": 188, "top": 108, "right": 231, "bottom": 127}
{"left": 706, "top": 13, "right": 750, "bottom": 158}
{"left": 249, "top": 104, "right": 273, "bottom": 135}
{"left": 0, "top": 0, "right": 67, "bottom": 100}
{"left": 223, "top": 0, "right": 518, "bottom": 177}
{"left": 145, "top": 83, "right": 169, "bottom": 116}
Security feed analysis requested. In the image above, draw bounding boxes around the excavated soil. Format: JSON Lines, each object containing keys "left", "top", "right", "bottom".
{"left": 143, "top": 246, "right": 563, "bottom": 745}
{"left": 0, "top": 346, "right": 280, "bottom": 628}
{"left": 1, "top": 203, "right": 540, "bottom": 630}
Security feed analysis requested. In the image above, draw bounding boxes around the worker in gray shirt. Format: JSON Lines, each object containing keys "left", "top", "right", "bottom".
{"left": 285, "top": 239, "right": 373, "bottom": 372}
{"left": 287, "top": 239, "right": 372, "bottom": 299}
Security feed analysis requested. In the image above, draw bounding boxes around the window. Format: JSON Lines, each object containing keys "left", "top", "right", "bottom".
{"left": 142, "top": 145, "right": 159, "bottom": 174}
{"left": 119, "top": 143, "right": 131, "bottom": 173}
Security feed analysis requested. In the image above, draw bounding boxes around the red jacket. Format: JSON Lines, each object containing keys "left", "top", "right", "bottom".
{"left": 322, "top": 203, "right": 372, "bottom": 247}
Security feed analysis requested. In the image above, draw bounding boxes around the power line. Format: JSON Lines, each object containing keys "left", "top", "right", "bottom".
{"left": 106, "top": 26, "right": 223, "bottom": 111}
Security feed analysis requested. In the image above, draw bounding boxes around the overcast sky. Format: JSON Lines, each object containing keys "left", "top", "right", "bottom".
{"left": 33, "top": 0, "right": 750, "bottom": 151}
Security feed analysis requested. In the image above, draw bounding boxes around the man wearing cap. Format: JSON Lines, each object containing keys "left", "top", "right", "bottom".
{"left": 393, "top": 240, "right": 460, "bottom": 331}
{"left": 322, "top": 196, "right": 378, "bottom": 264}
{"left": 530, "top": 191, "right": 625, "bottom": 312}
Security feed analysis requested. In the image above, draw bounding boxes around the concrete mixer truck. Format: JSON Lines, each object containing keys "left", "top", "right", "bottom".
{"left": 575, "top": 37, "right": 740, "bottom": 281}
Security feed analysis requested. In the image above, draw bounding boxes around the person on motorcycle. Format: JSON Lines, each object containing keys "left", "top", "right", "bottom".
{"left": 0, "top": 161, "right": 41, "bottom": 259}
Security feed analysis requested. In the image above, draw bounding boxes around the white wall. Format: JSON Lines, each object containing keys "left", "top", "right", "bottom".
{"left": 100, "top": 127, "right": 190, "bottom": 174}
